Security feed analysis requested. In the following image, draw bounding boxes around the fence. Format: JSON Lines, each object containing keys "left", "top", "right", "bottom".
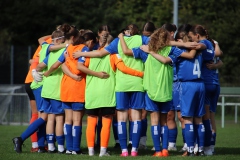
{"left": 0, "top": 85, "right": 30, "bottom": 125}
{"left": 0, "top": 85, "right": 240, "bottom": 127}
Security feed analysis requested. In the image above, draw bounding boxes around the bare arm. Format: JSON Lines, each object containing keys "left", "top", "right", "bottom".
{"left": 118, "top": 33, "right": 133, "bottom": 56}
{"left": 206, "top": 59, "right": 223, "bottom": 70}
{"left": 180, "top": 50, "right": 197, "bottom": 59}
{"left": 73, "top": 49, "right": 109, "bottom": 59}
{"left": 169, "top": 41, "right": 200, "bottom": 49}
{"left": 214, "top": 41, "right": 223, "bottom": 57}
{"left": 77, "top": 62, "right": 109, "bottom": 79}
{"left": 62, "top": 63, "right": 82, "bottom": 81}
{"left": 36, "top": 62, "right": 47, "bottom": 72}
{"left": 38, "top": 35, "right": 51, "bottom": 45}
{"left": 43, "top": 61, "right": 62, "bottom": 77}
{"left": 140, "top": 45, "right": 171, "bottom": 64}
{"left": 49, "top": 43, "right": 66, "bottom": 51}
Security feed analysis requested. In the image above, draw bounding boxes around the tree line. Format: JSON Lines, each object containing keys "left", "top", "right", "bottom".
{"left": 0, "top": 0, "right": 239, "bottom": 86}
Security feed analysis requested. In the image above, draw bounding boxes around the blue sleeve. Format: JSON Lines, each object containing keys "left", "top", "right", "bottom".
{"left": 78, "top": 46, "right": 90, "bottom": 63}
{"left": 105, "top": 38, "right": 119, "bottom": 54}
{"left": 168, "top": 46, "right": 184, "bottom": 64}
{"left": 141, "top": 36, "right": 150, "bottom": 45}
{"left": 58, "top": 53, "right": 65, "bottom": 63}
{"left": 132, "top": 47, "right": 148, "bottom": 63}
{"left": 45, "top": 44, "right": 53, "bottom": 57}
{"left": 43, "top": 55, "right": 49, "bottom": 65}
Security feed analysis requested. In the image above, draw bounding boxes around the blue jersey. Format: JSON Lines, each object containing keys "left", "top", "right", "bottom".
{"left": 104, "top": 35, "right": 149, "bottom": 54}
{"left": 199, "top": 39, "right": 215, "bottom": 84}
{"left": 177, "top": 51, "right": 203, "bottom": 82}
{"left": 133, "top": 46, "right": 183, "bottom": 64}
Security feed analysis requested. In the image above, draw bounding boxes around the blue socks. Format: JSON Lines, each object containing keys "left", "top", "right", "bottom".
{"left": 168, "top": 127, "right": 178, "bottom": 144}
{"left": 161, "top": 125, "right": 169, "bottom": 149}
{"left": 185, "top": 124, "right": 195, "bottom": 153}
{"left": 73, "top": 126, "right": 82, "bottom": 152}
{"left": 151, "top": 125, "right": 161, "bottom": 152}
{"left": 131, "top": 121, "right": 142, "bottom": 149}
{"left": 118, "top": 122, "right": 127, "bottom": 150}
{"left": 21, "top": 118, "right": 45, "bottom": 141}
{"left": 64, "top": 124, "right": 73, "bottom": 151}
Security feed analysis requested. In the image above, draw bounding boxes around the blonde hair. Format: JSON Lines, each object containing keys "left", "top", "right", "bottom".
{"left": 148, "top": 28, "right": 170, "bottom": 52}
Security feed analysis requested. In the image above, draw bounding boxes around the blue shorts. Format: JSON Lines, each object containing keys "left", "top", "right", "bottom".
{"left": 32, "top": 86, "right": 44, "bottom": 112}
{"left": 205, "top": 84, "right": 220, "bottom": 113}
{"left": 180, "top": 81, "right": 205, "bottom": 117}
{"left": 115, "top": 91, "right": 144, "bottom": 110}
{"left": 170, "top": 81, "right": 181, "bottom": 111}
{"left": 145, "top": 93, "right": 171, "bottom": 113}
{"left": 62, "top": 102, "right": 85, "bottom": 111}
{"left": 42, "top": 98, "right": 64, "bottom": 114}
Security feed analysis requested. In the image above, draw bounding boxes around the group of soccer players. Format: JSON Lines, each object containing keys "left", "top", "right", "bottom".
{"left": 12, "top": 21, "right": 223, "bottom": 157}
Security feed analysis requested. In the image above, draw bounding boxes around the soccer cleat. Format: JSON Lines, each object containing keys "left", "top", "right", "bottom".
{"left": 179, "top": 147, "right": 187, "bottom": 152}
{"left": 120, "top": 151, "right": 129, "bottom": 157}
{"left": 131, "top": 151, "right": 138, "bottom": 157}
{"left": 151, "top": 147, "right": 155, "bottom": 151}
{"left": 48, "top": 149, "right": 57, "bottom": 153}
{"left": 168, "top": 146, "right": 177, "bottom": 151}
{"left": 58, "top": 150, "right": 66, "bottom": 154}
{"left": 72, "top": 150, "right": 85, "bottom": 155}
{"left": 196, "top": 151, "right": 205, "bottom": 156}
{"left": 113, "top": 143, "right": 121, "bottom": 149}
{"left": 162, "top": 149, "right": 169, "bottom": 157}
{"left": 38, "top": 147, "right": 47, "bottom": 153}
{"left": 65, "top": 150, "right": 72, "bottom": 155}
{"left": 152, "top": 151, "right": 162, "bottom": 157}
{"left": 31, "top": 147, "right": 38, "bottom": 153}
{"left": 12, "top": 137, "right": 23, "bottom": 153}
{"left": 99, "top": 152, "right": 110, "bottom": 157}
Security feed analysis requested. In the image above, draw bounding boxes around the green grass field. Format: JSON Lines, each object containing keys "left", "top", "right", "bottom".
{"left": 1, "top": 120, "right": 240, "bottom": 160}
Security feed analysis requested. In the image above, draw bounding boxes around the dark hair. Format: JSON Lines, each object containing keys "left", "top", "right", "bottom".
{"left": 161, "top": 23, "right": 177, "bottom": 32}
{"left": 189, "top": 25, "right": 215, "bottom": 48}
{"left": 59, "top": 23, "right": 79, "bottom": 40}
{"left": 177, "top": 24, "right": 192, "bottom": 33}
{"left": 175, "top": 24, "right": 192, "bottom": 41}
{"left": 142, "top": 22, "right": 156, "bottom": 37}
{"left": 51, "top": 30, "right": 64, "bottom": 39}
{"left": 125, "top": 24, "right": 139, "bottom": 36}
{"left": 98, "top": 25, "right": 111, "bottom": 34}
{"left": 79, "top": 29, "right": 93, "bottom": 36}
{"left": 83, "top": 32, "right": 97, "bottom": 43}
{"left": 73, "top": 33, "right": 85, "bottom": 45}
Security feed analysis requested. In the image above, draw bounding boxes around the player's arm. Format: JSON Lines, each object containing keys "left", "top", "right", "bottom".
{"left": 206, "top": 59, "right": 223, "bottom": 70}
{"left": 214, "top": 41, "right": 223, "bottom": 57}
{"left": 111, "top": 54, "right": 143, "bottom": 77}
{"left": 62, "top": 63, "right": 82, "bottom": 81}
{"left": 73, "top": 49, "right": 108, "bottom": 59}
{"left": 77, "top": 61, "right": 109, "bottom": 79}
{"left": 43, "top": 61, "right": 62, "bottom": 77}
{"left": 169, "top": 41, "right": 199, "bottom": 49}
{"left": 180, "top": 50, "right": 197, "bottom": 59}
{"left": 118, "top": 33, "right": 133, "bottom": 56}
{"left": 140, "top": 45, "right": 171, "bottom": 64}
{"left": 38, "top": 35, "right": 51, "bottom": 45}
{"left": 49, "top": 43, "right": 67, "bottom": 51}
